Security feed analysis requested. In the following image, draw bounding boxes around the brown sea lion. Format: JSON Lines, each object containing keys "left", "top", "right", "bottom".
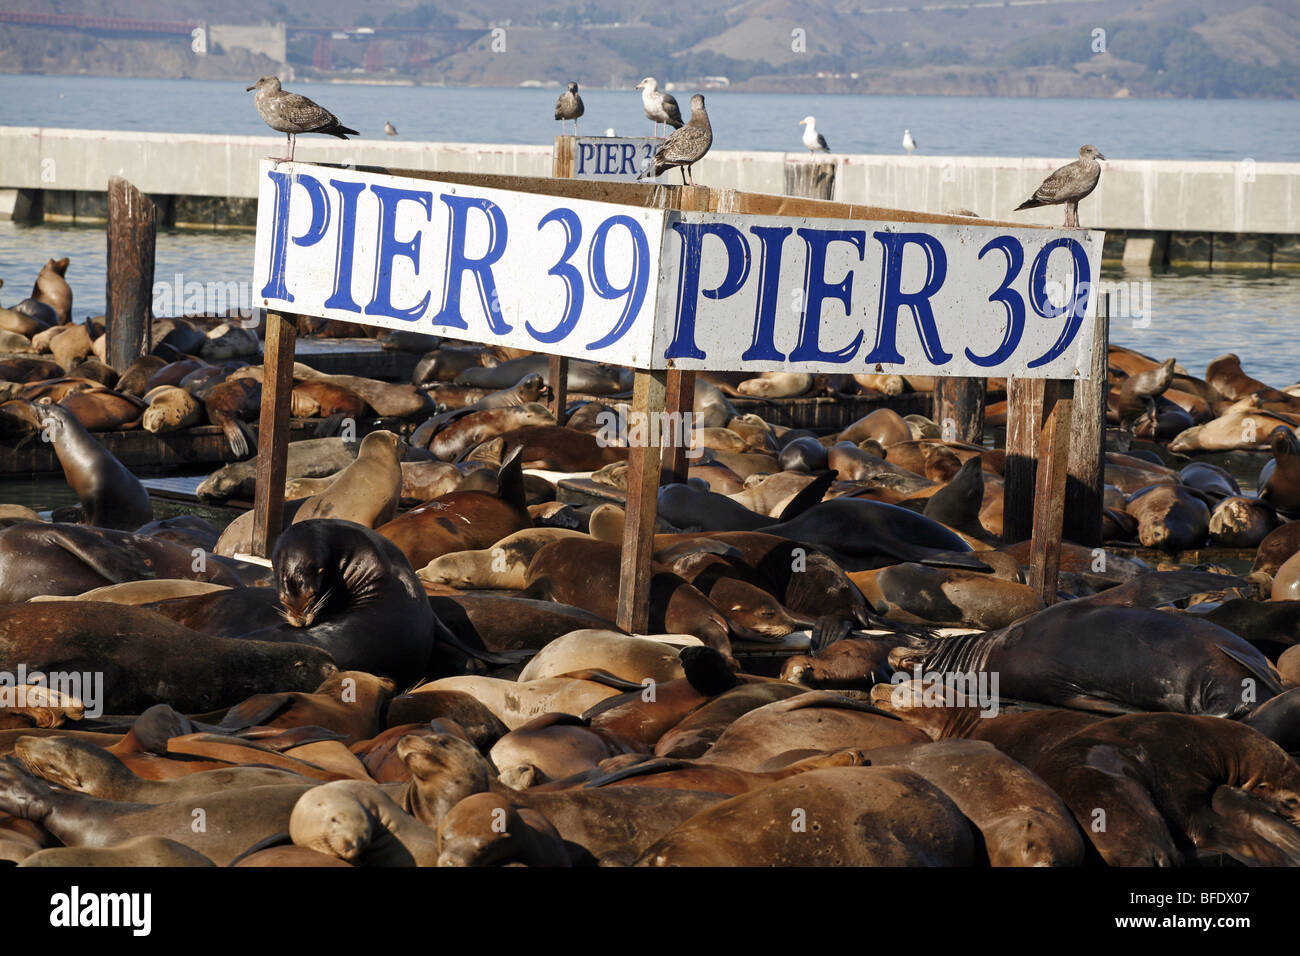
{"left": 1255, "top": 521, "right": 1300, "bottom": 575}
{"left": 489, "top": 714, "right": 647, "bottom": 788}
{"left": 19, "top": 836, "right": 215, "bottom": 868}
{"left": 141, "top": 385, "right": 202, "bottom": 433}
{"left": 1127, "top": 484, "right": 1211, "bottom": 552}
{"left": 1208, "top": 496, "right": 1279, "bottom": 548}
{"left": 292, "top": 430, "right": 404, "bottom": 528}
{"left": 1259, "top": 426, "right": 1300, "bottom": 518}
{"left": 423, "top": 403, "right": 557, "bottom": 461}
{"left": 839, "top": 408, "right": 912, "bottom": 446}
{"left": 413, "top": 676, "right": 623, "bottom": 730}
{"left": 289, "top": 779, "right": 442, "bottom": 866}
{"left": 635, "top": 766, "right": 976, "bottom": 866}
{"left": 418, "top": 526, "right": 586, "bottom": 590}
{"left": 736, "top": 371, "right": 813, "bottom": 398}
{"left": 204, "top": 377, "right": 261, "bottom": 458}
{"left": 54, "top": 388, "right": 145, "bottom": 431}
{"left": 495, "top": 424, "right": 629, "bottom": 471}
{"left": 435, "top": 791, "right": 571, "bottom": 866}
{"left": 290, "top": 379, "right": 370, "bottom": 419}
{"left": 1169, "top": 408, "right": 1296, "bottom": 454}
{"left": 852, "top": 563, "right": 1042, "bottom": 628}
{"left": 31, "top": 257, "right": 72, "bottom": 324}
{"left": 1206, "top": 353, "right": 1279, "bottom": 402}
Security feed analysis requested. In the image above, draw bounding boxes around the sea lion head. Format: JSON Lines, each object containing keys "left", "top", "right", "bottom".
{"left": 13, "top": 736, "right": 117, "bottom": 794}
{"left": 273, "top": 520, "right": 393, "bottom": 627}
{"left": 1270, "top": 426, "right": 1300, "bottom": 460}
{"left": 398, "top": 733, "right": 493, "bottom": 826}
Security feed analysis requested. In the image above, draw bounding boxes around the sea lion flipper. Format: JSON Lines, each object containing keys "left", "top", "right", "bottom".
{"left": 810, "top": 614, "right": 853, "bottom": 653}
{"left": 553, "top": 669, "right": 645, "bottom": 692}
{"left": 1214, "top": 644, "right": 1285, "bottom": 699}
{"left": 496, "top": 445, "right": 526, "bottom": 510}
{"left": 775, "top": 470, "right": 836, "bottom": 523}
{"left": 217, "top": 694, "right": 295, "bottom": 731}
{"left": 41, "top": 525, "right": 153, "bottom": 584}
{"left": 582, "top": 756, "right": 688, "bottom": 788}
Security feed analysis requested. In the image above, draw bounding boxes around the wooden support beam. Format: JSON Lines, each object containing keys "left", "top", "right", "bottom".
{"left": 552, "top": 136, "right": 575, "bottom": 179}
{"left": 661, "top": 368, "right": 696, "bottom": 484}
{"left": 783, "top": 160, "right": 837, "bottom": 200}
{"left": 250, "top": 311, "right": 298, "bottom": 558}
{"left": 1002, "top": 376, "right": 1045, "bottom": 545}
{"left": 616, "top": 369, "right": 668, "bottom": 634}
{"left": 547, "top": 354, "right": 569, "bottom": 422}
{"left": 1027, "top": 379, "right": 1075, "bottom": 604}
{"left": 933, "top": 377, "right": 986, "bottom": 445}
{"left": 105, "top": 176, "right": 157, "bottom": 371}
{"left": 1063, "top": 296, "right": 1111, "bottom": 547}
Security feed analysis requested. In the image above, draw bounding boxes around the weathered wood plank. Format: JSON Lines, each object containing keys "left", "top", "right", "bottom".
{"left": 548, "top": 354, "right": 569, "bottom": 421}
{"left": 1063, "top": 297, "right": 1111, "bottom": 546}
{"left": 1028, "top": 379, "right": 1075, "bottom": 604}
{"left": 616, "top": 369, "right": 667, "bottom": 634}
{"left": 250, "top": 311, "right": 297, "bottom": 557}
{"left": 1002, "top": 377, "right": 1045, "bottom": 544}
{"left": 933, "top": 377, "right": 986, "bottom": 445}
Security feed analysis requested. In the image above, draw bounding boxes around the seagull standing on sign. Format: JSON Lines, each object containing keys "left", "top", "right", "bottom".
{"left": 635, "top": 77, "right": 683, "bottom": 138}
{"left": 799, "top": 116, "right": 830, "bottom": 154}
{"left": 555, "top": 81, "right": 584, "bottom": 136}
{"left": 246, "top": 76, "right": 358, "bottom": 163}
{"left": 903, "top": 128, "right": 918, "bottom": 155}
{"left": 1015, "top": 145, "right": 1106, "bottom": 228}
{"left": 639, "top": 93, "right": 712, "bottom": 186}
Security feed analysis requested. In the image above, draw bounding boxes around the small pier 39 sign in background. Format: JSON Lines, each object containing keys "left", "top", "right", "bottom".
{"left": 572, "top": 137, "right": 661, "bottom": 182}
{"left": 253, "top": 161, "right": 1103, "bottom": 378}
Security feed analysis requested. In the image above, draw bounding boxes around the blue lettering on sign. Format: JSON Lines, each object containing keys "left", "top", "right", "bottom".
{"left": 620, "top": 143, "right": 636, "bottom": 174}
{"left": 790, "top": 229, "right": 865, "bottom": 364}
{"left": 527, "top": 208, "right": 584, "bottom": 344}
{"left": 665, "top": 222, "right": 751, "bottom": 360}
{"left": 260, "top": 169, "right": 331, "bottom": 302}
{"left": 742, "top": 226, "right": 793, "bottom": 362}
{"left": 432, "top": 194, "right": 510, "bottom": 334}
{"left": 965, "top": 235, "right": 1025, "bottom": 367}
{"left": 865, "top": 231, "right": 952, "bottom": 366}
{"left": 576, "top": 143, "right": 594, "bottom": 175}
{"left": 586, "top": 215, "right": 651, "bottom": 351}
{"left": 323, "top": 179, "right": 366, "bottom": 313}
{"left": 366, "top": 184, "right": 433, "bottom": 323}
{"left": 1027, "top": 237, "right": 1091, "bottom": 368}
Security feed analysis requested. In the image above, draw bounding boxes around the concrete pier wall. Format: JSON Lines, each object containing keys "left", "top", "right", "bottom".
{"left": 2, "top": 127, "right": 1297, "bottom": 268}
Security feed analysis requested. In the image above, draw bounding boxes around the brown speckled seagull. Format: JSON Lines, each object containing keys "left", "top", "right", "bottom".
{"left": 554, "top": 81, "right": 584, "bottom": 136}
{"left": 638, "top": 93, "right": 712, "bottom": 186}
{"left": 1015, "top": 145, "right": 1105, "bottom": 228}
{"left": 246, "top": 75, "right": 359, "bottom": 163}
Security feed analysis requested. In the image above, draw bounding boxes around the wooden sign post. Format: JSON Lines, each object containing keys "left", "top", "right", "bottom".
{"left": 249, "top": 159, "right": 1105, "bottom": 630}
{"left": 250, "top": 309, "right": 297, "bottom": 557}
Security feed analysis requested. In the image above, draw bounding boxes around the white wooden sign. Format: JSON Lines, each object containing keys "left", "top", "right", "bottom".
{"left": 253, "top": 162, "right": 1102, "bottom": 378}
{"left": 572, "top": 137, "right": 661, "bottom": 182}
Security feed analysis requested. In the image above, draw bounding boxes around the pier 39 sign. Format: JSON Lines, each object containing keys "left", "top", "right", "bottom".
{"left": 253, "top": 161, "right": 1102, "bottom": 378}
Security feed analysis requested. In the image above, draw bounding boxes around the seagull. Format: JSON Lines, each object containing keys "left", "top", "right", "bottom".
{"left": 1015, "top": 145, "right": 1106, "bottom": 228}
{"left": 638, "top": 93, "right": 711, "bottom": 186}
{"left": 246, "top": 76, "right": 358, "bottom": 163}
{"left": 384, "top": 120, "right": 398, "bottom": 136}
{"left": 903, "top": 128, "right": 917, "bottom": 155}
{"left": 635, "top": 77, "right": 683, "bottom": 138}
{"left": 799, "top": 116, "right": 830, "bottom": 154}
{"left": 554, "top": 81, "right": 584, "bottom": 136}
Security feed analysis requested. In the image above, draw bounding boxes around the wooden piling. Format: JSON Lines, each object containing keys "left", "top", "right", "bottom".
{"left": 105, "top": 176, "right": 157, "bottom": 370}
{"left": 250, "top": 311, "right": 297, "bottom": 558}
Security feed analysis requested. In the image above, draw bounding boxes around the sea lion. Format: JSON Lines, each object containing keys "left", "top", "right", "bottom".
{"left": 897, "top": 595, "right": 1280, "bottom": 717}
{"left": 839, "top": 408, "right": 912, "bottom": 446}
{"left": 636, "top": 766, "right": 976, "bottom": 866}
{"left": 412, "top": 345, "right": 502, "bottom": 386}
{"left": 31, "top": 257, "right": 72, "bottom": 324}
{"left": 0, "top": 522, "right": 246, "bottom": 604}
{"left": 376, "top": 450, "right": 532, "bottom": 569}
{"left": 736, "top": 371, "right": 813, "bottom": 398}
{"left": 777, "top": 436, "right": 829, "bottom": 472}
{"left": 26, "top": 402, "right": 152, "bottom": 530}
{"left": 48, "top": 323, "right": 93, "bottom": 370}
{"left": 290, "top": 779, "right": 442, "bottom": 866}
{"left": 290, "top": 379, "right": 370, "bottom": 418}
{"left": 1259, "top": 426, "right": 1300, "bottom": 518}
{"left": 202, "top": 376, "right": 261, "bottom": 457}
{"left": 490, "top": 714, "right": 646, "bottom": 787}
{"left": 1179, "top": 461, "right": 1241, "bottom": 499}
{"left": 855, "top": 563, "right": 1043, "bottom": 628}
{"left": 419, "top": 403, "right": 556, "bottom": 461}
{"left": 409, "top": 676, "right": 622, "bottom": 730}
{"left": 199, "top": 436, "right": 357, "bottom": 503}
{"left": 1208, "top": 496, "right": 1279, "bottom": 548}
{"left": 1169, "top": 408, "right": 1296, "bottom": 453}
{"left": 31, "top": 579, "right": 230, "bottom": 605}
{"left": 1242, "top": 687, "right": 1300, "bottom": 754}
{"left": 425, "top": 594, "right": 620, "bottom": 672}
{"left": 459, "top": 355, "right": 629, "bottom": 395}
{"left": 54, "top": 387, "right": 145, "bottom": 431}
{"left": 694, "top": 692, "right": 927, "bottom": 770}
{"left": 1035, "top": 714, "right": 1300, "bottom": 866}
{"left": 141, "top": 385, "right": 202, "bottom": 433}
{"left": 435, "top": 791, "right": 571, "bottom": 866}
{"left": 0, "top": 760, "right": 311, "bottom": 866}
{"left": 19, "top": 836, "right": 215, "bottom": 868}
{"left": 418, "top": 527, "right": 585, "bottom": 590}
{"left": 862, "top": 739, "right": 1085, "bottom": 867}
{"left": 492, "top": 424, "right": 628, "bottom": 471}
{"left": 0, "top": 601, "right": 337, "bottom": 713}
{"left": 518, "top": 631, "right": 685, "bottom": 685}
{"left": 1126, "top": 484, "right": 1210, "bottom": 552}
{"left": 224, "top": 520, "right": 434, "bottom": 687}
{"left": 781, "top": 636, "right": 909, "bottom": 690}
{"left": 292, "top": 430, "right": 404, "bottom": 528}
{"left": 1206, "top": 353, "right": 1278, "bottom": 402}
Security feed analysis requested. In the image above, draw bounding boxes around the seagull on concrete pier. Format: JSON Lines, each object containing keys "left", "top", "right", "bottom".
{"left": 903, "top": 128, "right": 918, "bottom": 154}
{"left": 385, "top": 120, "right": 398, "bottom": 136}
{"left": 800, "top": 116, "right": 830, "bottom": 154}
{"left": 1015, "top": 144, "right": 1106, "bottom": 228}
{"left": 639, "top": 93, "right": 711, "bottom": 186}
{"left": 246, "top": 75, "right": 359, "bottom": 163}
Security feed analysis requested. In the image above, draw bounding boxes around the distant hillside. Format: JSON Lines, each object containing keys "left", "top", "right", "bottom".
{"left": 1, "top": 0, "right": 1297, "bottom": 98}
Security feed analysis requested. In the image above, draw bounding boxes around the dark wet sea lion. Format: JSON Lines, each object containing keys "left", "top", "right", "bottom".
{"left": 636, "top": 766, "right": 976, "bottom": 866}
{"left": 460, "top": 355, "right": 629, "bottom": 394}
{"left": 921, "top": 456, "right": 990, "bottom": 539}
{"left": 1111, "top": 357, "right": 1176, "bottom": 425}
{"left": 862, "top": 739, "right": 1085, "bottom": 866}
{"left": 0, "top": 759, "right": 311, "bottom": 866}
{"left": 28, "top": 402, "right": 152, "bottom": 530}
{"left": 1253, "top": 521, "right": 1300, "bottom": 575}
{"left": 56, "top": 387, "right": 146, "bottom": 430}
{"left": 1035, "top": 714, "right": 1300, "bottom": 866}
{"left": 225, "top": 520, "right": 434, "bottom": 688}
{"left": 424, "top": 594, "right": 619, "bottom": 672}
{"left": 899, "top": 597, "right": 1280, "bottom": 717}
{"left": 1208, "top": 496, "right": 1278, "bottom": 547}
{"left": 778, "top": 436, "right": 828, "bottom": 472}
{"left": 412, "top": 345, "right": 501, "bottom": 386}
{"left": 494, "top": 425, "right": 628, "bottom": 471}
{"left": 436, "top": 791, "right": 570, "bottom": 866}
{"left": 31, "top": 257, "right": 72, "bottom": 324}
{"left": 1201, "top": 599, "right": 1300, "bottom": 659}
{"left": 0, "top": 522, "right": 246, "bottom": 604}
{"left": 1258, "top": 426, "right": 1300, "bottom": 518}
{"left": 0, "top": 601, "right": 337, "bottom": 713}
{"left": 854, "top": 562, "right": 1043, "bottom": 629}
{"left": 1179, "top": 460, "right": 1241, "bottom": 499}
{"left": 1242, "top": 688, "right": 1300, "bottom": 754}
